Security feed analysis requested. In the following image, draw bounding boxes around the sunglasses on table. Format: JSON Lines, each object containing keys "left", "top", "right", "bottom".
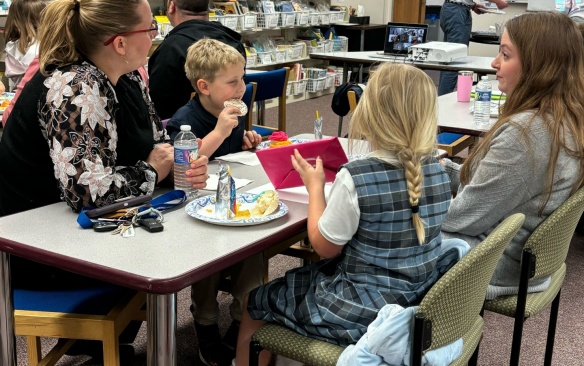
{"left": 103, "top": 22, "right": 159, "bottom": 46}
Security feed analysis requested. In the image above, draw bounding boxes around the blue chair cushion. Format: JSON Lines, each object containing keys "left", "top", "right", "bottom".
{"left": 252, "top": 125, "right": 275, "bottom": 137}
{"left": 14, "top": 284, "right": 129, "bottom": 315}
{"left": 437, "top": 132, "right": 464, "bottom": 145}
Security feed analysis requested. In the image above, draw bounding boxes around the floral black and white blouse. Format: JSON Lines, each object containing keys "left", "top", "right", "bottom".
{"left": 0, "top": 60, "right": 167, "bottom": 216}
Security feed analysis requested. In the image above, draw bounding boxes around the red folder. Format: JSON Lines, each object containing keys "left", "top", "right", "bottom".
{"left": 256, "top": 137, "right": 348, "bottom": 189}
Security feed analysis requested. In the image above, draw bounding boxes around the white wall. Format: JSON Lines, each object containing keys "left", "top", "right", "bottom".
{"left": 470, "top": 3, "right": 527, "bottom": 56}
{"left": 331, "top": 0, "right": 392, "bottom": 24}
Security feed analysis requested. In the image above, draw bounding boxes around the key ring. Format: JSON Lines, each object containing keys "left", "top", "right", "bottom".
{"left": 133, "top": 207, "right": 164, "bottom": 224}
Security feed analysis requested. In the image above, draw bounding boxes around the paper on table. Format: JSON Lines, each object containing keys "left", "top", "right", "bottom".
{"left": 247, "top": 183, "right": 332, "bottom": 205}
{"left": 216, "top": 151, "right": 261, "bottom": 166}
{"left": 204, "top": 174, "right": 253, "bottom": 191}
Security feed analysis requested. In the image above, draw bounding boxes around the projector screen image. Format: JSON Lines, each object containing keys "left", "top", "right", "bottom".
{"left": 388, "top": 27, "right": 425, "bottom": 51}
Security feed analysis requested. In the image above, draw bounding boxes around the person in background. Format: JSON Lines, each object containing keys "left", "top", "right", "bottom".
{"left": 4, "top": 0, "right": 48, "bottom": 92}
{"left": 148, "top": 0, "right": 246, "bottom": 120}
{"left": 438, "top": 0, "right": 508, "bottom": 96}
{"left": 441, "top": 12, "right": 584, "bottom": 298}
{"left": 235, "top": 63, "right": 453, "bottom": 366}
{"left": 568, "top": 0, "right": 584, "bottom": 21}
{"left": 166, "top": 39, "right": 261, "bottom": 160}
{"left": 166, "top": 40, "right": 261, "bottom": 366}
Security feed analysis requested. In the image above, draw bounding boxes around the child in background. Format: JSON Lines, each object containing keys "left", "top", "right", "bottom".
{"left": 165, "top": 38, "right": 261, "bottom": 160}
{"left": 235, "top": 63, "right": 453, "bottom": 365}
{"left": 166, "top": 38, "right": 262, "bottom": 366}
{"left": 4, "top": 0, "right": 47, "bottom": 91}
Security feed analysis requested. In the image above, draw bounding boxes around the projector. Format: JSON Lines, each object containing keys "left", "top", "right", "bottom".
{"left": 407, "top": 42, "right": 468, "bottom": 63}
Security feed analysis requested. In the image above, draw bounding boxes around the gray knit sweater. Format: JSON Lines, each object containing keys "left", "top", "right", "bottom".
{"left": 441, "top": 112, "right": 580, "bottom": 287}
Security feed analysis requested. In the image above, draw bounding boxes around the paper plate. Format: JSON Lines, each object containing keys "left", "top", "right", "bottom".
{"left": 185, "top": 193, "right": 288, "bottom": 226}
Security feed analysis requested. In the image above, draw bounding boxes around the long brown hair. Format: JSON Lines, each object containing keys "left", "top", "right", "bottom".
{"left": 4, "top": 0, "right": 48, "bottom": 54}
{"left": 461, "top": 12, "right": 584, "bottom": 214}
{"left": 349, "top": 63, "right": 438, "bottom": 244}
{"left": 37, "top": 0, "right": 143, "bottom": 75}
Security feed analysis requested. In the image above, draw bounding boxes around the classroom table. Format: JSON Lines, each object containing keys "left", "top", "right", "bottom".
{"left": 308, "top": 51, "right": 497, "bottom": 136}
{"left": 0, "top": 158, "right": 311, "bottom": 366}
{"left": 437, "top": 83, "right": 501, "bottom": 136}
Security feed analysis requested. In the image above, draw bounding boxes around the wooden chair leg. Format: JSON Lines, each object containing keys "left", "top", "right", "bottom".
{"left": 544, "top": 290, "right": 562, "bottom": 366}
{"left": 103, "top": 328, "right": 121, "bottom": 366}
{"left": 26, "top": 336, "right": 42, "bottom": 365}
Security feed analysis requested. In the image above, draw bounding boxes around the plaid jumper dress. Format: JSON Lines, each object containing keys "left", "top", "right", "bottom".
{"left": 248, "top": 158, "right": 451, "bottom": 346}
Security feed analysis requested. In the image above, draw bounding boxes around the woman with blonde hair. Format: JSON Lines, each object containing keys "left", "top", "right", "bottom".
{"left": 0, "top": 0, "right": 208, "bottom": 218}
{"left": 0, "top": 0, "right": 208, "bottom": 294}
{"left": 442, "top": 11, "right": 584, "bottom": 298}
{"left": 235, "top": 63, "right": 452, "bottom": 365}
{"left": 3, "top": 0, "right": 48, "bottom": 91}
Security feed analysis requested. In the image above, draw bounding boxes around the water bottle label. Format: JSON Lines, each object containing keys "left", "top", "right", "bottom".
{"left": 174, "top": 147, "right": 198, "bottom": 164}
{"left": 476, "top": 90, "right": 491, "bottom": 102}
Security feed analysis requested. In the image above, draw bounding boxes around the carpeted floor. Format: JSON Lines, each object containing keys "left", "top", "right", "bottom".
{"left": 10, "top": 94, "right": 584, "bottom": 365}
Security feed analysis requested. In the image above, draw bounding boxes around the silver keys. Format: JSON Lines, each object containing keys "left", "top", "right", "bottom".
{"left": 112, "top": 222, "right": 134, "bottom": 236}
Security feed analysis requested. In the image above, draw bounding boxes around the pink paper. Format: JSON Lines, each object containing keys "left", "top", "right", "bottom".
{"left": 255, "top": 137, "right": 348, "bottom": 189}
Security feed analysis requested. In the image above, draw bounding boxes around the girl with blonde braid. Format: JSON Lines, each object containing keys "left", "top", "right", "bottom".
{"left": 235, "top": 63, "right": 453, "bottom": 366}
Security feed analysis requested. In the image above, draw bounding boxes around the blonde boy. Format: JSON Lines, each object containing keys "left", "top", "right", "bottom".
{"left": 166, "top": 38, "right": 261, "bottom": 160}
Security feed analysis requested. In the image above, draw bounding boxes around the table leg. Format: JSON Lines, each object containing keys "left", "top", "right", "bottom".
{"left": 337, "top": 61, "right": 350, "bottom": 137}
{"left": 147, "top": 292, "right": 177, "bottom": 366}
{"left": 0, "top": 253, "right": 16, "bottom": 366}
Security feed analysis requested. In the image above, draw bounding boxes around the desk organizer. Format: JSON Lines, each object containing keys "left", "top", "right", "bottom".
{"left": 295, "top": 11, "right": 310, "bottom": 26}
{"left": 330, "top": 11, "right": 346, "bottom": 23}
{"left": 307, "top": 77, "right": 327, "bottom": 93}
{"left": 331, "top": 36, "right": 348, "bottom": 52}
{"left": 272, "top": 49, "right": 287, "bottom": 63}
{"left": 239, "top": 13, "right": 257, "bottom": 30}
{"left": 309, "top": 12, "right": 320, "bottom": 26}
{"left": 256, "top": 51, "right": 273, "bottom": 65}
{"left": 279, "top": 12, "right": 296, "bottom": 27}
{"left": 257, "top": 13, "right": 279, "bottom": 28}
{"left": 215, "top": 15, "right": 240, "bottom": 31}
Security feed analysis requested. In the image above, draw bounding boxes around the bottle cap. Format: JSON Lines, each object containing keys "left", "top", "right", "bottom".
{"left": 180, "top": 125, "right": 191, "bottom": 131}
{"left": 481, "top": 75, "right": 489, "bottom": 80}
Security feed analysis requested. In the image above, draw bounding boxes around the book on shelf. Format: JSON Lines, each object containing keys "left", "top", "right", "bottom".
{"left": 262, "top": 0, "right": 276, "bottom": 13}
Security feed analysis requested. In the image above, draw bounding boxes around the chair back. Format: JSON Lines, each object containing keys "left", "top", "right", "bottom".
{"left": 526, "top": 186, "right": 584, "bottom": 279}
{"left": 244, "top": 68, "right": 290, "bottom": 134}
{"left": 242, "top": 82, "right": 257, "bottom": 131}
{"left": 418, "top": 213, "right": 525, "bottom": 351}
{"left": 347, "top": 90, "right": 357, "bottom": 112}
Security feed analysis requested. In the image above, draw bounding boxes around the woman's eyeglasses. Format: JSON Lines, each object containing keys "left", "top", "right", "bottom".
{"left": 103, "top": 23, "right": 159, "bottom": 46}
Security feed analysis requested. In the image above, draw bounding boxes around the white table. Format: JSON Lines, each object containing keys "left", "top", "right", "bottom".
{"left": 309, "top": 51, "right": 497, "bottom": 136}
{"left": 0, "top": 159, "right": 309, "bottom": 366}
{"left": 437, "top": 82, "right": 501, "bottom": 136}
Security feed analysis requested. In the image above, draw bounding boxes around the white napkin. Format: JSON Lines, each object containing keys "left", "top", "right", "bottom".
{"left": 204, "top": 174, "right": 253, "bottom": 191}
{"left": 216, "top": 151, "right": 261, "bottom": 166}
{"left": 247, "top": 183, "right": 332, "bottom": 204}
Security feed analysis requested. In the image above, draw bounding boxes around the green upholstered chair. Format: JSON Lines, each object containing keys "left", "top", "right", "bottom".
{"left": 249, "top": 214, "right": 526, "bottom": 366}
{"left": 484, "top": 187, "right": 584, "bottom": 366}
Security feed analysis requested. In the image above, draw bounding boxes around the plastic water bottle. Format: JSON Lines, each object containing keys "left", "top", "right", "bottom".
{"left": 473, "top": 76, "right": 492, "bottom": 126}
{"left": 174, "top": 125, "right": 198, "bottom": 198}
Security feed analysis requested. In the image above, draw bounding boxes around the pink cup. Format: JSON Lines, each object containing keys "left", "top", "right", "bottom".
{"left": 457, "top": 71, "right": 473, "bottom": 102}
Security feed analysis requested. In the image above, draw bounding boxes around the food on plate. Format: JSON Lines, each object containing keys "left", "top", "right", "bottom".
{"left": 251, "top": 190, "right": 279, "bottom": 216}
{"left": 0, "top": 100, "right": 9, "bottom": 108}
{"left": 268, "top": 131, "right": 292, "bottom": 148}
{"left": 224, "top": 98, "right": 248, "bottom": 116}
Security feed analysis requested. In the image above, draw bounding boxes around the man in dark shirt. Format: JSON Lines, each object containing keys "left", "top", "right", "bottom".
{"left": 148, "top": 0, "right": 246, "bottom": 120}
